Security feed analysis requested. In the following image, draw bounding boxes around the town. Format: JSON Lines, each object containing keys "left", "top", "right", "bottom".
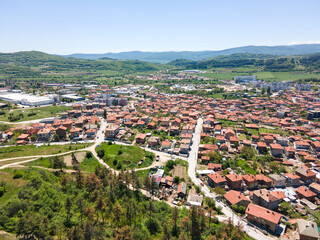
{"left": 0, "top": 74, "right": 320, "bottom": 240}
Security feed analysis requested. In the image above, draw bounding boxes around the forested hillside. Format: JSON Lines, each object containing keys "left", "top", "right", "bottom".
{"left": 170, "top": 53, "right": 320, "bottom": 71}
{"left": 0, "top": 51, "right": 167, "bottom": 81}
{"left": 0, "top": 168, "right": 251, "bottom": 240}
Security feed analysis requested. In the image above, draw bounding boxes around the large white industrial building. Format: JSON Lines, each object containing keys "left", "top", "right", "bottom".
{"left": 0, "top": 92, "right": 57, "bottom": 106}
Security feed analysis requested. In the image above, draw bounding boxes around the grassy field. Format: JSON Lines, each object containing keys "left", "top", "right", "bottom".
{"left": 78, "top": 154, "right": 101, "bottom": 172}
{"left": 0, "top": 169, "right": 26, "bottom": 205}
{"left": 0, "top": 157, "right": 36, "bottom": 167}
{"left": 0, "top": 143, "right": 90, "bottom": 159}
{"left": 198, "top": 67, "right": 320, "bottom": 82}
{"left": 237, "top": 159, "right": 256, "bottom": 175}
{"left": 136, "top": 168, "right": 153, "bottom": 179}
{"left": 0, "top": 105, "right": 71, "bottom": 122}
{"left": 27, "top": 151, "right": 101, "bottom": 172}
{"left": 96, "top": 143, "right": 155, "bottom": 170}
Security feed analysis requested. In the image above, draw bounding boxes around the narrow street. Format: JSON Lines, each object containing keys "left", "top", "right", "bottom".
{"left": 187, "top": 117, "right": 276, "bottom": 240}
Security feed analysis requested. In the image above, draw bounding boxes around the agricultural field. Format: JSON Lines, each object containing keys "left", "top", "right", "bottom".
{"left": 198, "top": 67, "right": 320, "bottom": 82}
{"left": 0, "top": 105, "right": 72, "bottom": 122}
{"left": 96, "top": 143, "right": 155, "bottom": 170}
{"left": 0, "top": 143, "right": 90, "bottom": 159}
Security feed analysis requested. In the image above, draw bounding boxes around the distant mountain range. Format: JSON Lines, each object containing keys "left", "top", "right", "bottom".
{"left": 61, "top": 44, "right": 320, "bottom": 63}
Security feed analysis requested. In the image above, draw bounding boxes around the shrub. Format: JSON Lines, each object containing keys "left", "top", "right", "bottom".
{"left": 86, "top": 152, "right": 93, "bottom": 158}
{"left": 13, "top": 171, "right": 23, "bottom": 179}
{"left": 97, "top": 149, "right": 105, "bottom": 158}
{"left": 113, "top": 159, "right": 118, "bottom": 166}
{"left": 0, "top": 187, "right": 5, "bottom": 197}
{"left": 118, "top": 150, "right": 122, "bottom": 155}
{"left": 116, "top": 162, "right": 122, "bottom": 170}
{"left": 174, "top": 176, "right": 180, "bottom": 184}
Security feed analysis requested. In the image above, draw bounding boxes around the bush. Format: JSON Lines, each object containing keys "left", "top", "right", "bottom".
{"left": 174, "top": 176, "right": 180, "bottom": 184}
{"left": 85, "top": 152, "right": 93, "bottom": 158}
{"left": 118, "top": 150, "right": 122, "bottom": 155}
{"left": 113, "top": 159, "right": 118, "bottom": 166}
{"left": 116, "top": 163, "right": 122, "bottom": 170}
{"left": 108, "top": 141, "right": 113, "bottom": 145}
{"left": 27, "top": 112, "right": 36, "bottom": 117}
{"left": 97, "top": 149, "right": 105, "bottom": 158}
{"left": 0, "top": 187, "right": 5, "bottom": 197}
{"left": 13, "top": 171, "right": 23, "bottom": 179}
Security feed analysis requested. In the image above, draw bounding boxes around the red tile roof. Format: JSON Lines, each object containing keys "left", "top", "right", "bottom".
{"left": 246, "top": 203, "right": 282, "bottom": 224}
{"left": 224, "top": 190, "right": 250, "bottom": 205}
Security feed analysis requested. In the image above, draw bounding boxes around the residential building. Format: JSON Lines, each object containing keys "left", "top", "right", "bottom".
{"left": 246, "top": 203, "right": 283, "bottom": 233}
{"left": 296, "top": 186, "right": 317, "bottom": 202}
{"left": 225, "top": 174, "right": 243, "bottom": 190}
{"left": 207, "top": 173, "right": 227, "bottom": 188}
{"left": 224, "top": 190, "right": 250, "bottom": 207}
{"left": 297, "top": 219, "right": 319, "bottom": 240}
{"left": 269, "top": 174, "right": 286, "bottom": 188}
{"left": 295, "top": 166, "right": 317, "bottom": 184}
{"left": 105, "top": 125, "right": 119, "bottom": 138}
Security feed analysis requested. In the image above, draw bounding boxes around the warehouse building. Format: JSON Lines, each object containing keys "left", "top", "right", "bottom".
{"left": 0, "top": 92, "right": 57, "bottom": 106}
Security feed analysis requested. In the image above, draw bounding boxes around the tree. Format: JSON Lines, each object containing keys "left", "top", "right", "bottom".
{"left": 172, "top": 207, "right": 179, "bottom": 237}
{"left": 261, "top": 87, "right": 266, "bottom": 95}
{"left": 115, "top": 226, "right": 133, "bottom": 240}
{"left": 162, "top": 222, "right": 171, "bottom": 240}
{"left": 207, "top": 151, "right": 221, "bottom": 163}
{"left": 213, "top": 187, "right": 226, "bottom": 196}
{"left": 95, "top": 192, "right": 106, "bottom": 222}
{"left": 112, "top": 203, "right": 123, "bottom": 229}
{"left": 190, "top": 207, "right": 201, "bottom": 240}
{"left": 267, "top": 86, "right": 271, "bottom": 95}
{"left": 53, "top": 134, "right": 60, "bottom": 142}
{"left": 97, "top": 149, "right": 105, "bottom": 158}
{"left": 71, "top": 153, "right": 79, "bottom": 170}
{"left": 51, "top": 156, "right": 66, "bottom": 171}
{"left": 86, "top": 151, "right": 93, "bottom": 158}
{"left": 145, "top": 217, "right": 161, "bottom": 235}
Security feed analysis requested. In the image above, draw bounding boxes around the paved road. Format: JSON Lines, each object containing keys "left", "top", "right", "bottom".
{"left": 187, "top": 118, "right": 276, "bottom": 240}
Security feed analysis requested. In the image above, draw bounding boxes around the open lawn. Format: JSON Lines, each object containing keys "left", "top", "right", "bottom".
{"left": 96, "top": 143, "right": 155, "bottom": 170}
{"left": 0, "top": 143, "right": 90, "bottom": 159}
{"left": 0, "top": 105, "right": 71, "bottom": 122}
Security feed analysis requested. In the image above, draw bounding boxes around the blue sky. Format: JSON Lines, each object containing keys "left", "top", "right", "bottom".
{"left": 0, "top": 0, "right": 319, "bottom": 54}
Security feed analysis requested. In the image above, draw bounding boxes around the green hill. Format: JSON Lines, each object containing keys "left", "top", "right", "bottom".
{"left": 61, "top": 44, "right": 320, "bottom": 63}
{"left": 170, "top": 53, "right": 320, "bottom": 72}
{"left": 0, "top": 51, "right": 167, "bottom": 81}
